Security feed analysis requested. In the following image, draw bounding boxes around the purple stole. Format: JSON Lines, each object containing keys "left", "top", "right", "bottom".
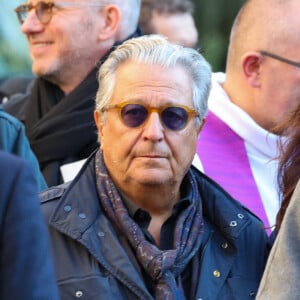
{"left": 197, "top": 112, "right": 270, "bottom": 229}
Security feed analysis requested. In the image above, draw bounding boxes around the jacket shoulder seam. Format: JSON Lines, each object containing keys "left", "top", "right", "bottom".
{"left": 40, "top": 182, "right": 71, "bottom": 203}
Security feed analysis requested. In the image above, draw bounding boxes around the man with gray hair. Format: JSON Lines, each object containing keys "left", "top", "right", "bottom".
{"left": 3, "top": 0, "right": 142, "bottom": 186}
{"left": 41, "top": 35, "right": 268, "bottom": 299}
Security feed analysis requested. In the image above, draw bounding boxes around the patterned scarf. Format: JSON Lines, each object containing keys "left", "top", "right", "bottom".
{"left": 95, "top": 150, "right": 204, "bottom": 299}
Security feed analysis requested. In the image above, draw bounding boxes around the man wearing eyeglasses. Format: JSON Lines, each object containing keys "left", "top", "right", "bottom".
{"left": 3, "top": 0, "right": 142, "bottom": 187}
{"left": 194, "top": 0, "right": 300, "bottom": 233}
{"left": 40, "top": 35, "right": 268, "bottom": 299}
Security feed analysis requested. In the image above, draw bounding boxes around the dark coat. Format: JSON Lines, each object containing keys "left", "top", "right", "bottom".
{"left": 41, "top": 153, "right": 269, "bottom": 300}
{"left": 0, "top": 151, "right": 59, "bottom": 300}
{"left": 0, "top": 76, "right": 33, "bottom": 103}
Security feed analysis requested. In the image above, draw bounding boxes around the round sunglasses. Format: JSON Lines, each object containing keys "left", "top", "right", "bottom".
{"left": 101, "top": 101, "right": 199, "bottom": 131}
{"left": 14, "top": 1, "right": 104, "bottom": 25}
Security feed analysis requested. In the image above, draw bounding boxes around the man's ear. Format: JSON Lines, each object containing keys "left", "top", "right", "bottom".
{"left": 94, "top": 110, "right": 104, "bottom": 139}
{"left": 241, "top": 52, "right": 264, "bottom": 88}
{"left": 197, "top": 118, "right": 206, "bottom": 135}
{"left": 98, "top": 5, "right": 121, "bottom": 40}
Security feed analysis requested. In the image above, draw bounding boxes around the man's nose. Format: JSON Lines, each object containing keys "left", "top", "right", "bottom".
{"left": 21, "top": 10, "right": 45, "bottom": 34}
{"left": 142, "top": 112, "right": 164, "bottom": 141}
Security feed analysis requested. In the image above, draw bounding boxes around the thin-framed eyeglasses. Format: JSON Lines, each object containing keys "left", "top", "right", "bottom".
{"left": 14, "top": 1, "right": 104, "bottom": 25}
{"left": 260, "top": 51, "right": 300, "bottom": 68}
{"left": 101, "top": 101, "right": 199, "bottom": 131}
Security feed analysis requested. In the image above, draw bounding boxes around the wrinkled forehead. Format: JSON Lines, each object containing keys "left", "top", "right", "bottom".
{"left": 111, "top": 61, "right": 194, "bottom": 106}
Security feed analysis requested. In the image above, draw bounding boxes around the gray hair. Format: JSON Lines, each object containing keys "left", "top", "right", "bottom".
{"left": 101, "top": 0, "right": 141, "bottom": 39}
{"left": 95, "top": 35, "right": 211, "bottom": 124}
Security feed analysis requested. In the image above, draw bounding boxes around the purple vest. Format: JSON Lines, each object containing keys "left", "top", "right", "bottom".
{"left": 197, "top": 112, "right": 270, "bottom": 229}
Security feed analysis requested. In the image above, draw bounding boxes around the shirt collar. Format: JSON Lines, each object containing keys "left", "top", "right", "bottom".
{"left": 121, "top": 175, "right": 193, "bottom": 220}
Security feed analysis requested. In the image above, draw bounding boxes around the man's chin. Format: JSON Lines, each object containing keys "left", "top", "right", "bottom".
{"left": 32, "top": 66, "right": 48, "bottom": 77}
{"left": 32, "top": 61, "right": 58, "bottom": 79}
{"left": 33, "top": 68, "right": 58, "bottom": 84}
{"left": 135, "top": 173, "right": 173, "bottom": 187}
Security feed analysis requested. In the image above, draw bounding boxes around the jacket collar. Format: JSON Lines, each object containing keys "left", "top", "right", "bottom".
{"left": 49, "top": 152, "right": 101, "bottom": 238}
{"left": 50, "top": 153, "right": 254, "bottom": 246}
{"left": 192, "top": 165, "right": 254, "bottom": 240}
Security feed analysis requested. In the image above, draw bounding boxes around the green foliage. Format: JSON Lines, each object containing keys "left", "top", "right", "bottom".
{"left": 0, "top": 40, "right": 32, "bottom": 80}
{"left": 193, "top": 0, "right": 245, "bottom": 71}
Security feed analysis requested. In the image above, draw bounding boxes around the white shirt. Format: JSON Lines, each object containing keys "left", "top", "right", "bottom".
{"left": 193, "top": 72, "right": 282, "bottom": 227}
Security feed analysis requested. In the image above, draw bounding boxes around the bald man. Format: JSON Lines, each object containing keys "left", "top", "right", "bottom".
{"left": 139, "top": 0, "right": 198, "bottom": 48}
{"left": 195, "top": 0, "right": 300, "bottom": 232}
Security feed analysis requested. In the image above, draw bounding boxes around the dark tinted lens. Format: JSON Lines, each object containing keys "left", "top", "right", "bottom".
{"left": 121, "top": 104, "right": 148, "bottom": 127}
{"left": 162, "top": 107, "right": 188, "bottom": 130}
{"left": 36, "top": 2, "right": 52, "bottom": 24}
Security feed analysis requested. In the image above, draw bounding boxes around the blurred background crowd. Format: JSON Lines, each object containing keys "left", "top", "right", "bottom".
{"left": 0, "top": 0, "right": 244, "bottom": 82}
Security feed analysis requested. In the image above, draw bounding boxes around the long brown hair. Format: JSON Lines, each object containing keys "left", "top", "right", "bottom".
{"left": 276, "top": 106, "right": 300, "bottom": 229}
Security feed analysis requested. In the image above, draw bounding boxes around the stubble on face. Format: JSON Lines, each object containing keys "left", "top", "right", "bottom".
{"left": 32, "top": 9, "right": 101, "bottom": 90}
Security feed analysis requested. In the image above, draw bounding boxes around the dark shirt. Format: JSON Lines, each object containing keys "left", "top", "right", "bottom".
{"left": 122, "top": 177, "right": 201, "bottom": 298}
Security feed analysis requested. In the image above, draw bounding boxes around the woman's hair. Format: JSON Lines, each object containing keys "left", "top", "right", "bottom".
{"left": 276, "top": 105, "right": 300, "bottom": 229}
